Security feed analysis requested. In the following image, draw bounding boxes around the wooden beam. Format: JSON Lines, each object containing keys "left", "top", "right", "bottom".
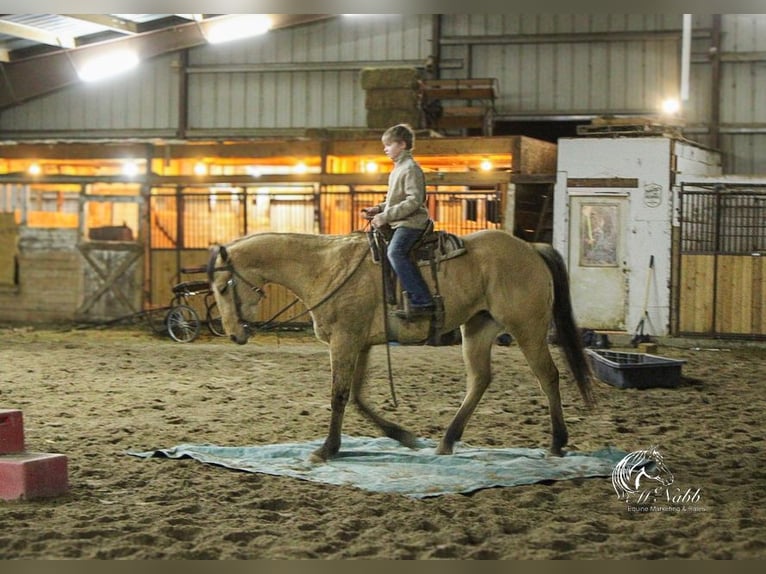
{"left": 567, "top": 177, "right": 639, "bottom": 188}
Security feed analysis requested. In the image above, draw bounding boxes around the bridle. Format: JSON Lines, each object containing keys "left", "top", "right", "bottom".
{"left": 207, "top": 245, "right": 267, "bottom": 335}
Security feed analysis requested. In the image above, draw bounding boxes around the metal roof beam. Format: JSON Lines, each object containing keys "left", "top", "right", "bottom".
{"left": 0, "top": 14, "right": 335, "bottom": 111}
{"left": 0, "top": 19, "right": 76, "bottom": 48}
{"left": 65, "top": 14, "right": 141, "bottom": 35}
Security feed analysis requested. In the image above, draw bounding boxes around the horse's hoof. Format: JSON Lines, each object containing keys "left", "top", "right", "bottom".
{"left": 435, "top": 443, "right": 454, "bottom": 455}
{"left": 386, "top": 426, "right": 418, "bottom": 449}
{"left": 549, "top": 446, "right": 565, "bottom": 457}
{"left": 397, "top": 430, "right": 419, "bottom": 450}
{"left": 309, "top": 449, "right": 328, "bottom": 464}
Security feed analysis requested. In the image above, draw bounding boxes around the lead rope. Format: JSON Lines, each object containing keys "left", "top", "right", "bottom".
{"left": 372, "top": 229, "right": 398, "bottom": 408}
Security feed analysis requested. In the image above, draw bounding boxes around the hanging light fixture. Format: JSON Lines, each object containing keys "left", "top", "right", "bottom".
{"left": 205, "top": 15, "right": 272, "bottom": 45}
{"left": 77, "top": 49, "right": 139, "bottom": 83}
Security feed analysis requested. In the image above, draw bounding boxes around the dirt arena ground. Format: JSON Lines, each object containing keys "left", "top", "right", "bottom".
{"left": 0, "top": 324, "right": 763, "bottom": 559}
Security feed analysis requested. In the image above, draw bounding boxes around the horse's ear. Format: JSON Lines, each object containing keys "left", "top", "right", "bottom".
{"left": 207, "top": 245, "right": 227, "bottom": 285}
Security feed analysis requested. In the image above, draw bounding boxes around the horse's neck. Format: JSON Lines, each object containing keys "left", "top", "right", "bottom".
{"left": 243, "top": 234, "right": 362, "bottom": 301}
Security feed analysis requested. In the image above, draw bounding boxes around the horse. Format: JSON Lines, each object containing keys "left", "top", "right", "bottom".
{"left": 612, "top": 446, "right": 675, "bottom": 501}
{"left": 207, "top": 228, "right": 595, "bottom": 463}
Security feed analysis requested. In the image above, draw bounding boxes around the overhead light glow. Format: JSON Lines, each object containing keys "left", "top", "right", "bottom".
{"left": 480, "top": 159, "right": 493, "bottom": 171}
{"left": 661, "top": 98, "right": 681, "bottom": 116}
{"left": 122, "top": 160, "right": 140, "bottom": 177}
{"left": 206, "top": 15, "right": 272, "bottom": 45}
{"left": 28, "top": 163, "right": 41, "bottom": 175}
{"left": 77, "top": 50, "right": 139, "bottom": 83}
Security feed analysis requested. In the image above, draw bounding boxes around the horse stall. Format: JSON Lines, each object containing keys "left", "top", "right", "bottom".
{"left": 675, "top": 176, "right": 766, "bottom": 338}
{"left": 0, "top": 135, "right": 556, "bottom": 328}
{"left": 0, "top": 181, "right": 143, "bottom": 324}
{"left": 552, "top": 132, "right": 722, "bottom": 336}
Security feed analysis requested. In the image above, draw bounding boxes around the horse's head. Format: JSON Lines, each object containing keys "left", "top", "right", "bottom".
{"left": 642, "top": 446, "right": 674, "bottom": 487}
{"left": 612, "top": 445, "right": 675, "bottom": 501}
{"left": 207, "top": 244, "right": 267, "bottom": 345}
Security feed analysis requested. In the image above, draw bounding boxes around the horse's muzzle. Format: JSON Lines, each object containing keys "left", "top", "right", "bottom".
{"left": 231, "top": 333, "right": 251, "bottom": 345}
{"left": 230, "top": 322, "right": 252, "bottom": 345}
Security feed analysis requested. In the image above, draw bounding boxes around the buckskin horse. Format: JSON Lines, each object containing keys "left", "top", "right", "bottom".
{"left": 207, "top": 228, "right": 594, "bottom": 463}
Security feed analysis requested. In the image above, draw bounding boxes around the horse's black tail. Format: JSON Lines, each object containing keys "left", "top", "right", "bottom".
{"left": 534, "top": 243, "right": 596, "bottom": 408}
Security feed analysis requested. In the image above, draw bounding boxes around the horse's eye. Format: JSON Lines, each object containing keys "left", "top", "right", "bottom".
{"left": 218, "top": 278, "right": 232, "bottom": 294}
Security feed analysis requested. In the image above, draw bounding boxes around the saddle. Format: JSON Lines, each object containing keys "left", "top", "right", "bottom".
{"left": 367, "top": 221, "right": 466, "bottom": 343}
{"left": 367, "top": 220, "right": 466, "bottom": 269}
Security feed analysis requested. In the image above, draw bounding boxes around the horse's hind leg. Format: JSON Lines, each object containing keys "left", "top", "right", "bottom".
{"left": 437, "top": 312, "right": 500, "bottom": 455}
{"left": 351, "top": 347, "right": 418, "bottom": 449}
{"left": 514, "top": 330, "right": 568, "bottom": 456}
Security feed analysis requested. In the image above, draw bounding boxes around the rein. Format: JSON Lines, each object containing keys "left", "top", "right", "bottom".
{"left": 211, "top": 242, "right": 369, "bottom": 334}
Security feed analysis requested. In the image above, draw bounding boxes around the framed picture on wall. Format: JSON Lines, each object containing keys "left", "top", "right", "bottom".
{"left": 580, "top": 203, "right": 618, "bottom": 266}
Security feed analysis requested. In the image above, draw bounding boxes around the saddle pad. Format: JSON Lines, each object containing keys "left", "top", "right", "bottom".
{"left": 128, "top": 436, "right": 626, "bottom": 499}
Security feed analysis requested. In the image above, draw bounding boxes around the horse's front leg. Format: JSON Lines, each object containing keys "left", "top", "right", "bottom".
{"left": 310, "top": 344, "right": 358, "bottom": 463}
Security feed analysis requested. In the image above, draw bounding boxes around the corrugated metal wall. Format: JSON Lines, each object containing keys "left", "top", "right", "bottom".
{"left": 186, "top": 15, "right": 432, "bottom": 133}
{"left": 2, "top": 14, "right": 766, "bottom": 175}
{"left": 717, "top": 15, "right": 766, "bottom": 174}
{"left": 440, "top": 14, "right": 682, "bottom": 116}
{"left": 0, "top": 53, "right": 180, "bottom": 136}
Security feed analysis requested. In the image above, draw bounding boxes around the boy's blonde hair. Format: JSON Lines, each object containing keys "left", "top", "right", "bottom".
{"left": 382, "top": 123, "right": 415, "bottom": 150}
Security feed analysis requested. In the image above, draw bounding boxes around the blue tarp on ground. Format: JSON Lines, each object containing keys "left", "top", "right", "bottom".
{"left": 128, "top": 436, "right": 626, "bottom": 498}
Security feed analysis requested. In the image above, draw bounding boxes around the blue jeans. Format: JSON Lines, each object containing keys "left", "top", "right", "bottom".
{"left": 387, "top": 226, "right": 433, "bottom": 307}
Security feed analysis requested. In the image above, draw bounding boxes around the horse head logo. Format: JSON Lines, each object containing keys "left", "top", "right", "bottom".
{"left": 612, "top": 446, "right": 674, "bottom": 501}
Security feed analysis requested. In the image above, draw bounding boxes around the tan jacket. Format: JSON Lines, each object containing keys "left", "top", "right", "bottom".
{"left": 376, "top": 150, "right": 430, "bottom": 230}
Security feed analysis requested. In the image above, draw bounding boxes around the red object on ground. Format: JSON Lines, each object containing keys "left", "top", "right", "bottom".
{"left": 0, "top": 452, "right": 69, "bottom": 500}
{"left": 0, "top": 409, "right": 69, "bottom": 500}
{"left": 0, "top": 409, "right": 25, "bottom": 455}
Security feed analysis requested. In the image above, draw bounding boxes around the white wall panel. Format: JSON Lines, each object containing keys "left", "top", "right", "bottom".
{"left": 0, "top": 54, "right": 179, "bottom": 135}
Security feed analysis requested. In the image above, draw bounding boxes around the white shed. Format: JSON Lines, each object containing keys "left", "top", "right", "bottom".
{"left": 553, "top": 135, "right": 721, "bottom": 336}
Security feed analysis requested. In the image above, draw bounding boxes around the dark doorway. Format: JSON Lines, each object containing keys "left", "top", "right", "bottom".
{"left": 492, "top": 120, "right": 585, "bottom": 142}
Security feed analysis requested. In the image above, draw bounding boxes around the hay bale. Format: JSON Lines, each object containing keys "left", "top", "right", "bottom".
{"left": 365, "top": 88, "right": 420, "bottom": 110}
{"left": 366, "top": 109, "right": 423, "bottom": 129}
{"left": 360, "top": 67, "right": 421, "bottom": 90}
{"left": 0, "top": 213, "right": 18, "bottom": 285}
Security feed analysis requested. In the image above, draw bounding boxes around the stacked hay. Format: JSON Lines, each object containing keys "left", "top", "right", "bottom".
{"left": 360, "top": 67, "right": 422, "bottom": 129}
{"left": 0, "top": 213, "right": 18, "bottom": 285}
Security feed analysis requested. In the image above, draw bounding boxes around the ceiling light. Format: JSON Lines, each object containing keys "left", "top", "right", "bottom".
{"left": 77, "top": 50, "right": 139, "bottom": 83}
{"left": 122, "top": 161, "right": 140, "bottom": 177}
{"left": 205, "top": 15, "right": 272, "bottom": 45}
{"left": 661, "top": 98, "right": 681, "bottom": 116}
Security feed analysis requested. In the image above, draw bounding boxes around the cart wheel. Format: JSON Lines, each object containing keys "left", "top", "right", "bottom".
{"left": 206, "top": 300, "right": 226, "bottom": 337}
{"left": 166, "top": 304, "right": 201, "bottom": 343}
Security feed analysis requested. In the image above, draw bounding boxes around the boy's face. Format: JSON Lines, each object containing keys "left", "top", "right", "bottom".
{"left": 382, "top": 139, "right": 406, "bottom": 162}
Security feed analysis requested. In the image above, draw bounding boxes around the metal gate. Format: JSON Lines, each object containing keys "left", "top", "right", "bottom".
{"left": 678, "top": 183, "right": 766, "bottom": 338}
